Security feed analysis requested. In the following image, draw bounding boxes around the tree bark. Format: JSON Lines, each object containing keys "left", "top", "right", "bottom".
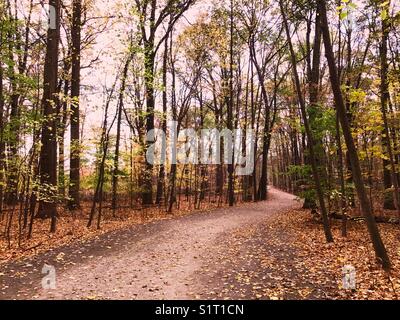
{"left": 69, "top": 0, "right": 82, "bottom": 210}
{"left": 0, "top": 43, "right": 4, "bottom": 216}
{"left": 227, "top": 0, "right": 235, "bottom": 207}
{"left": 111, "top": 54, "right": 132, "bottom": 211}
{"left": 37, "top": 0, "right": 61, "bottom": 234}
{"left": 142, "top": 38, "right": 156, "bottom": 205}
{"left": 156, "top": 37, "right": 169, "bottom": 205}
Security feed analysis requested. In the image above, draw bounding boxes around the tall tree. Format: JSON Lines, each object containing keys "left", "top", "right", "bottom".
{"left": 37, "top": 0, "right": 61, "bottom": 233}
{"left": 111, "top": 50, "right": 133, "bottom": 211}
{"left": 0, "top": 6, "right": 5, "bottom": 215}
{"left": 69, "top": 0, "right": 82, "bottom": 210}
{"left": 227, "top": 0, "right": 235, "bottom": 206}
{"left": 155, "top": 35, "right": 169, "bottom": 205}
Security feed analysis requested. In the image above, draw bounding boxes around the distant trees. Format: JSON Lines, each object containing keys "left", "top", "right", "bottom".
{"left": 318, "top": 0, "right": 390, "bottom": 270}
{"left": 376, "top": 0, "right": 400, "bottom": 215}
{"left": 132, "top": 0, "right": 196, "bottom": 206}
{"left": 280, "top": 0, "right": 333, "bottom": 243}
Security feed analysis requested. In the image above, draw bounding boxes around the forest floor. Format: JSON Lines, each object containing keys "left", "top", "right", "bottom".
{"left": 1, "top": 188, "right": 400, "bottom": 300}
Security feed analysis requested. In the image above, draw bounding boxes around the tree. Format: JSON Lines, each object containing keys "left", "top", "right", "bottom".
{"left": 237, "top": 0, "right": 284, "bottom": 201}
{"left": 155, "top": 35, "right": 169, "bottom": 206}
{"left": 37, "top": 0, "right": 61, "bottom": 233}
{"left": 0, "top": 10, "right": 4, "bottom": 216}
{"left": 111, "top": 48, "right": 133, "bottom": 211}
{"left": 68, "top": 0, "right": 83, "bottom": 210}
{"left": 227, "top": 0, "right": 235, "bottom": 206}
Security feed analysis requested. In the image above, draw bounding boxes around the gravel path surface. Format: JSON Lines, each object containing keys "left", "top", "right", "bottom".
{"left": 1, "top": 188, "right": 301, "bottom": 300}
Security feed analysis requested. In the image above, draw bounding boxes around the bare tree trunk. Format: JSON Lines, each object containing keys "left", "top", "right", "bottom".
{"left": 142, "top": 39, "right": 156, "bottom": 206}
{"left": 88, "top": 79, "right": 118, "bottom": 228}
{"left": 344, "top": 27, "right": 356, "bottom": 208}
{"left": 0, "top": 46, "right": 4, "bottom": 217}
{"left": 37, "top": 0, "right": 61, "bottom": 234}
{"left": 156, "top": 37, "right": 169, "bottom": 205}
{"left": 336, "top": 113, "right": 347, "bottom": 237}
{"left": 168, "top": 44, "right": 178, "bottom": 213}
{"left": 5, "top": 5, "right": 25, "bottom": 205}
{"left": 112, "top": 54, "right": 132, "bottom": 212}
{"left": 58, "top": 51, "right": 71, "bottom": 200}
{"left": 69, "top": 0, "right": 82, "bottom": 210}
{"left": 227, "top": 0, "right": 235, "bottom": 207}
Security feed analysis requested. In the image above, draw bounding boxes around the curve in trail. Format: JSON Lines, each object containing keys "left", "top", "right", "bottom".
{"left": 1, "top": 188, "right": 300, "bottom": 300}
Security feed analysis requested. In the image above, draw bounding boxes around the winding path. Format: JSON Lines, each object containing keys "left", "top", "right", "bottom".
{"left": 1, "top": 188, "right": 305, "bottom": 300}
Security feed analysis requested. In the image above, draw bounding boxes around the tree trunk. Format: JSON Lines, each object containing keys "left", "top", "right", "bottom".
{"left": 37, "top": 0, "right": 61, "bottom": 234}
{"left": 156, "top": 37, "right": 169, "bottom": 205}
{"left": 69, "top": 0, "right": 82, "bottom": 210}
{"left": 227, "top": 0, "right": 235, "bottom": 207}
{"left": 142, "top": 40, "right": 156, "bottom": 206}
{"left": 112, "top": 54, "right": 131, "bottom": 211}
{"left": 5, "top": 15, "right": 22, "bottom": 205}
{"left": 0, "top": 50, "right": 4, "bottom": 216}
{"left": 58, "top": 53, "right": 71, "bottom": 200}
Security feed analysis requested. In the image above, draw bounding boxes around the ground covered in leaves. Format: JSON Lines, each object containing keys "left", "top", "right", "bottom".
{"left": 195, "top": 209, "right": 400, "bottom": 300}
{"left": 1, "top": 189, "right": 400, "bottom": 300}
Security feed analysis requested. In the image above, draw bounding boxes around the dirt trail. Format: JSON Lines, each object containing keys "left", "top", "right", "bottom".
{"left": 1, "top": 188, "right": 302, "bottom": 300}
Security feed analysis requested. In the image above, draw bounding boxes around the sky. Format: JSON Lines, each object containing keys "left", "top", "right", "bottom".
{"left": 69, "top": 0, "right": 212, "bottom": 165}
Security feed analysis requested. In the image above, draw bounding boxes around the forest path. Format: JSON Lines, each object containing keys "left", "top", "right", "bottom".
{"left": 1, "top": 188, "right": 322, "bottom": 300}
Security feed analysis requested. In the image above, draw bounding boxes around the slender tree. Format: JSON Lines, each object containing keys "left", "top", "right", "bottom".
{"left": 227, "top": 0, "right": 235, "bottom": 206}
{"left": 69, "top": 0, "right": 82, "bottom": 210}
{"left": 111, "top": 49, "right": 133, "bottom": 211}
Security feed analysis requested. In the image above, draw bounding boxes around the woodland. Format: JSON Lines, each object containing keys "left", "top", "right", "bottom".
{"left": 0, "top": 0, "right": 400, "bottom": 300}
